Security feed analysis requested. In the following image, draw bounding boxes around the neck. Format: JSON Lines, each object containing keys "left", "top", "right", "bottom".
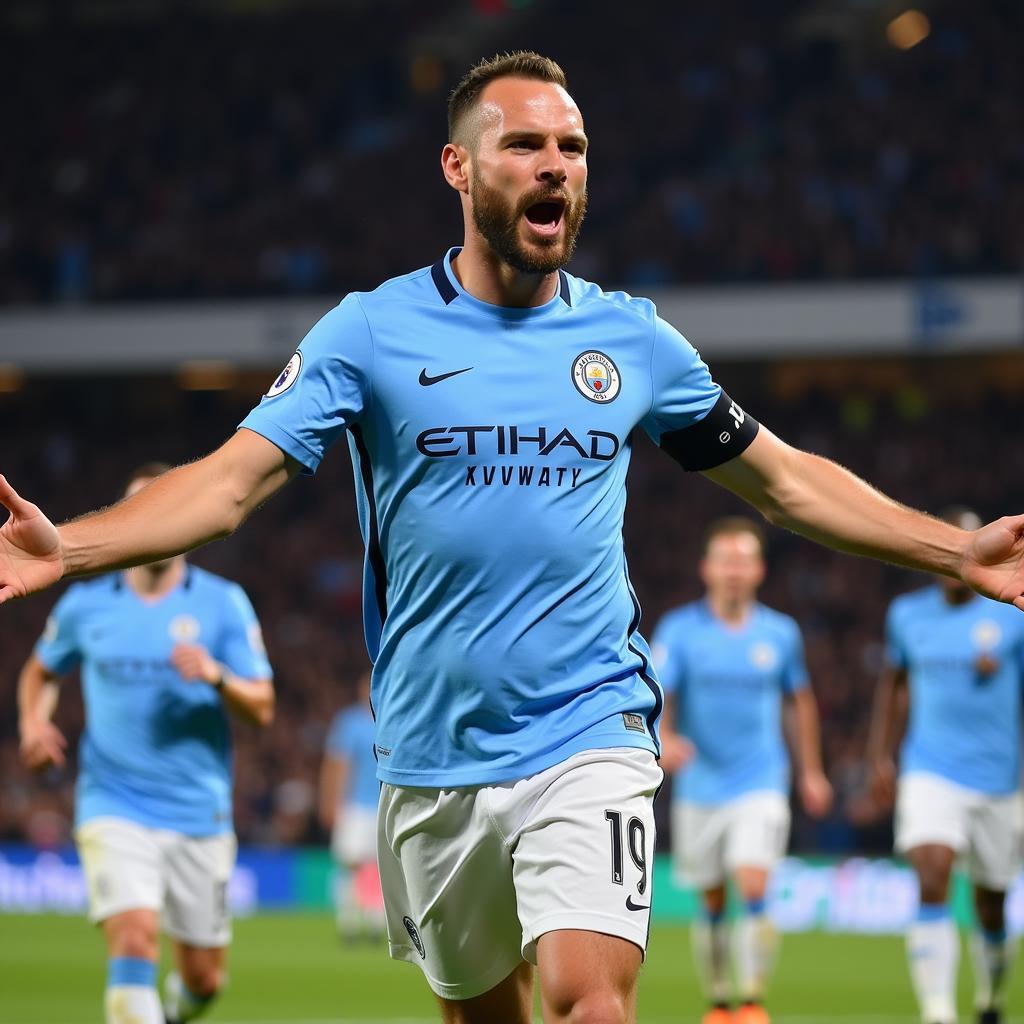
{"left": 125, "top": 558, "right": 185, "bottom": 597}
{"left": 452, "top": 235, "right": 559, "bottom": 308}
{"left": 708, "top": 592, "right": 753, "bottom": 625}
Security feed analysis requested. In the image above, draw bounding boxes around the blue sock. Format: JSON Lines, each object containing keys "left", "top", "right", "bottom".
{"left": 744, "top": 897, "right": 766, "bottom": 916}
{"left": 704, "top": 906, "right": 726, "bottom": 924}
{"left": 107, "top": 957, "right": 157, "bottom": 988}
{"left": 916, "top": 902, "right": 950, "bottom": 923}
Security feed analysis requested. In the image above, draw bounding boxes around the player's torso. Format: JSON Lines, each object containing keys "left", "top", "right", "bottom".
{"left": 337, "top": 709, "right": 379, "bottom": 809}
{"left": 899, "top": 591, "right": 1023, "bottom": 790}
{"left": 76, "top": 575, "right": 231, "bottom": 778}
{"left": 676, "top": 606, "right": 792, "bottom": 800}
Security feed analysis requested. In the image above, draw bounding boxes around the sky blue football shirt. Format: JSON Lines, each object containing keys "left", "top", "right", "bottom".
{"left": 35, "top": 567, "right": 272, "bottom": 835}
{"left": 652, "top": 600, "right": 809, "bottom": 804}
{"left": 886, "top": 586, "right": 1024, "bottom": 794}
{"left": 325, "top": 705, "right": 379, "bottom": 810}
{"left": 241, "top": 247, "right": 756, "bottom": 787}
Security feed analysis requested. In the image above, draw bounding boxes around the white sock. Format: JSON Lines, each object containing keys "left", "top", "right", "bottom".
{"left": 105, "top": 958, "right": 162, "bottom": 1024}
{"left": 734, "top": 904, "right": 779, "bottom": 1002}
{"left": 970, "top": 928, "right": 1015, "bottom": 1012}
{"left": 692, "top": 913, "right": 731, "bottom": 1004}
{"left": 162, "top": 969, "right": 217, "bottom": 1022}
{"left": 907, "top": 908, "right": 959, "bottom": 1024}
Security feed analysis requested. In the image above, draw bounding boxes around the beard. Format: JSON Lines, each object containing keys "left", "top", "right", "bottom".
{"left": 471, "top": 176, "right": 587, "bottom": 274}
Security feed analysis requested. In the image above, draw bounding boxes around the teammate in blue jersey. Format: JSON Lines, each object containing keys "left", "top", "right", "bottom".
{"left": 868, "top": 508, "right": 1024, "bottom": 1024}
{"left": 319, "top": 673, "right": 384, "bottom": 940}
{"left": 653, "top": 518, "right": 832, "bottom": 1024}
{"left": 5, "top": 53, "right": 1024, "bottom": 1024}
{"left": 15, "top": 463, "right": 274, "bottom": 1024}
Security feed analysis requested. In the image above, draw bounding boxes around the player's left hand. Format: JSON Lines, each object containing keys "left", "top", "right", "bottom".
{"left": 170, "top": 643, "right": 222, "bottom": 686}
{"left": 961, "top": 515, "right": 1024, "bottom": 611}
{"left": 799, "top": 769, "right": 833, "bottom": 818}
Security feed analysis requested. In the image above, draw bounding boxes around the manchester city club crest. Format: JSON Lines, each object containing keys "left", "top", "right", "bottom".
{"left": 169, "top": 614, "right": 201, "bottom": 643}
{"left": 571, "top": 350, "right": 621, "bottom": 403}
{"left": 266, "top": 351, "right": 302, "bottom": 398}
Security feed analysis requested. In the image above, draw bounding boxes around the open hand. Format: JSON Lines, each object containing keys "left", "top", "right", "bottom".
{"left": 0, "top": 477, "right": 64, "bottom": 604}
{"left": 961, "top": 515, "right": 1024, "bottom": 610}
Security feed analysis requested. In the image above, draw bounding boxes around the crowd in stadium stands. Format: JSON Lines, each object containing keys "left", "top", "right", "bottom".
{"left": 1, "top": 0, "right": 1020, "bottom": 304}
{"left": 2, "top": 362, "right": 1022, "bottom": 853}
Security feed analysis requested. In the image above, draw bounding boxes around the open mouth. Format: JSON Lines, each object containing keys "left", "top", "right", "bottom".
{"left": 523, "top": 198, "right": 566, "bottom": 237}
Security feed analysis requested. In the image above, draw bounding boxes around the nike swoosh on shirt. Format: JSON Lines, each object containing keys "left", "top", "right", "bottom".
{"left": 625, "top": 896, "right": 650, "bottom": 912}
{"left": 419, "top": 367, "right": 473, "bottom": 386}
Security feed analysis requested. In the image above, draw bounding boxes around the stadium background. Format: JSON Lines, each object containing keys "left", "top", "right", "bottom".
{"left": 1, "top": 0, "right": 1022, "bottom": 1020}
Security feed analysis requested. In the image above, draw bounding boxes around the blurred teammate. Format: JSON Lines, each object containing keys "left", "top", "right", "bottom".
{"left": 653, "top": 518, "right": 831, "bottom": 1024}
{"left": 868, "top": 508, "right": 1024, "bottom": 1024}
{"left": 319, "top": 673, "right": 383, "bottom": 940}
{"left": 4, "top": 52, "right": 1024, "bottom": 1024}
{"left": 16, "top": 464, "right": 274, "bottom": 1024}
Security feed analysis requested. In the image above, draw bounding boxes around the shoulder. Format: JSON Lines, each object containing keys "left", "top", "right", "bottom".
{"left": 61, "top": 574, "right": 119, "bottom": 607}
{"left": 354, "top": 262, "right": 453, "bottom": 318}
{"left": 889, "top": 586, "right": 934, "bottom": 619}
{"left": 563, "top": 273, "right": 657, "bottom": 329}
{"left": 186, "top": 568, "right": 252, "bottom": 607}
{"left": 658, "top": 601, "right": 702, "bottom": 632}
{"left": 758, "top": 604, "right": 803, "bottom": 640}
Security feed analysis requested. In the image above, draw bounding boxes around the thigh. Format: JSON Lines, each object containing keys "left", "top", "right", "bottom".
{"left": 511, "top": 748, "right": 663, "bottom": 966}
{"left": 967, "top": 791, "right": 1023, "bottom": 890}
{"left": 537, "top": 928, "right": 641, "bottom": 1024}
{"left": 162, "top": 830, "right": 236, "bottom": 947}
{"left": 672, "top": 800, "right": 727, "bottom": 890}
{"left": 377, "top": 782, "right": 524, "bottom": 1001}
{"left": 436, "top": 961, "right": 534, "bottom": 1024}
{"left": 724, "top": 791, "right": 791, "bottom": 874}
{"left": 895, "top": 773, "right": 969, "bottom": 855}
{"left": 75, "top": 817, "right": 163, "bottom": 924}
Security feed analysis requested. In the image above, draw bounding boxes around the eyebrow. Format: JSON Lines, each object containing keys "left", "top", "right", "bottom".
{"left": 498, "top": 128, "right": 589, "bottom": 149}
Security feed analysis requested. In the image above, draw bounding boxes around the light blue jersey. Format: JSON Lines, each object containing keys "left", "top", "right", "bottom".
{"left": 241, "top": 247, "right": 757, "bottom": 787}
{"left": 886, "top": 586, "right": 1024, "bottom": 795}
{"left": 326, "top": 705, "right": 379, "bottom": 810}
{"left": 652, "top": 600, "right": 808, "bottom": 804}
{"left": 35, "top": 567, "right": 272, "bottom": 835}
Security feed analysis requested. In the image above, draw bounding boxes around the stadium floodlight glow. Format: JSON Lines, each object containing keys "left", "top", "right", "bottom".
{"left": 178, "top": 360, "right": 236, "bottom": 391}
{"left": 886, "top": 9, "right": 931, "bottom": 50}
{"left": 0, "top": 363, "right": 23, "bottom": 393}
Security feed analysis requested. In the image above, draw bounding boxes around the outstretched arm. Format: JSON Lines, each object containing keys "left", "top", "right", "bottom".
{"left": 704, "top": 427, "right": 1024, "bottom": 608}
{"left": 0, "top": 429, "right": 300, "bottom": 604}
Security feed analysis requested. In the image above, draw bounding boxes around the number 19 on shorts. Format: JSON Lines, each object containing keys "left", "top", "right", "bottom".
{"left": 605, "top": 809, "right": 648, "bottom": 896}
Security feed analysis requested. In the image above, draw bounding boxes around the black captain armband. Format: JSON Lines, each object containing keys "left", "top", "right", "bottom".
{"left": 659, "top": 391, "right": 760, "bottom": 471}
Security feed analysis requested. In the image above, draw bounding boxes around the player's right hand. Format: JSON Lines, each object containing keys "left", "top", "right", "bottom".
{"left": 868, "top": 756, "right": 897, "bottom": 810}
{"left": 18, "top": 716, "right": 67, "bottom": 771}
{"left": 0, "top": 476, "right": 64, "bottom": 604}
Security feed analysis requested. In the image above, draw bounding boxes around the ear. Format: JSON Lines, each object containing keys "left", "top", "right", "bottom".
{"left": 442, "top": 142, "right": 470, "bottom": 194}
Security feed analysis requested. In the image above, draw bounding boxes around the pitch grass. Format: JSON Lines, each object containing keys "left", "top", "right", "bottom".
{"left": 2, "top": 913, "right": 1024, "bottom": 1022}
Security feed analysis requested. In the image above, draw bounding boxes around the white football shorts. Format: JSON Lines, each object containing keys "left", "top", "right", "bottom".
{"left": 331, "top": 803, "right": 379, "bottom": 866}
{"left": 672, "top": 790, "right": 790, "bottom": 890}
{"left": 895, "top": 771, "right": 1024, "bottom": 889}
{"left": 378, "top": 746, "right": 663, "bottom": 1000}
{"left": 75, "top": 816, "right": 236, "bottom": 947}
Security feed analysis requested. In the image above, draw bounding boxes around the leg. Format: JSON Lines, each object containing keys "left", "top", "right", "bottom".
{"left": 906, "top": 844, "right": 959, "bottom": 1024}
{"left": 163, "top": 942, "right": 226, "bottom": 1023}
{"left": 77, "top": 818, "right": 164, "bottom": 1024}
{"left": 971, "top": 886, "right": 1013, "bottom": 1022}
{"left": 674, "top": 800, "right": 733, "bottom": 1021}
{"left": 725, "top": 793, "right": 790, "bottom": 1022}
{"left": 537, "top": 929, "right": 640, "bottom": 1024}
{"left": 101, "top": 909, "right": 163, "bottom": 1024}
{"left": 693, "top": 885, "right": 732, "bottom": 1019}
{"left": 161, "top": 831, "right": 236, "bottom": 1023}
{"left": 436, "top": 961, "right": 534, "bottom": 1024}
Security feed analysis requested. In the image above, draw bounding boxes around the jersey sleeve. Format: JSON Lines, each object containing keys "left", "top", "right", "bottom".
{"left": 238, "top": 293, "right": 373, "bottom": 474}
{"left": 34, "top": 588, "right": 83, "bottom": 674}
{"left": 641, "top": 316, "right": 759, "bottom": 471}
{"left": 884, "top": 602, "right": 908, "bottom": 671}
{"left": 650, "top": 614, "right": 687, "bottom": 697}
{"left": 216, "top": 585, "right": 273, "bottom": 681}
{"left": 781, "top": 620, "right": 810, "bottom": 694}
